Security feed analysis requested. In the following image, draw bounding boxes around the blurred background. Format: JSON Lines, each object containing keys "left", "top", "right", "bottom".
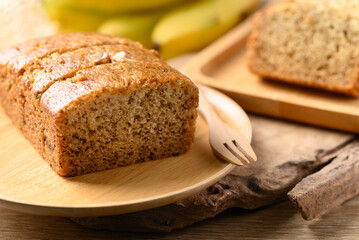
{"left": 0, "top": 0, "right": 259, "bottom": 59}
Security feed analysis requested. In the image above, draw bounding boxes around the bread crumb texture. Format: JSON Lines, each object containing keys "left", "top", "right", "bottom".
{"left": 247, "top": 0, "right": 359, "bottom": 96}
{"left": 0, "top": 33, "right": 198, "bottom": 176}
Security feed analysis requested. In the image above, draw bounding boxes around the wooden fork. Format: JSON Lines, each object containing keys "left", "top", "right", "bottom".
{"left": 198, "top": 86, "right": 257, "bottom": 166}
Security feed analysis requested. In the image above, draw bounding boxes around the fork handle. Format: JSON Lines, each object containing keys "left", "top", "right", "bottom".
{"left": 197, "top": 85, "right": 223, "bottom": 127}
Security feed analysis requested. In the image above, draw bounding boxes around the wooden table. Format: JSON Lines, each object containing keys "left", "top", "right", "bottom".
{"left": 1, "top": 179, "right": 358, "bottom": 240}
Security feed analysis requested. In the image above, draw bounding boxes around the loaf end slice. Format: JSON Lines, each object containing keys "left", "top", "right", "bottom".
{"left": 46, "top": 83, "right": 198, "bottom": 176}
{"left": 247, "top": 0, "right": 359, "bottom": 96}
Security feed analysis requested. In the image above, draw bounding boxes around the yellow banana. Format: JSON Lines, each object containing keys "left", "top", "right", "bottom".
{"left": 152, "top": 0, "right": 260, "bottom": 59}
{"left": 44, "top": 0, "right": 188, "bottom": 14}
{"left": 43, "top": 0, "right": 116, "bottom": 32}
{"left": 98, "top": 12, "right": 167, "bottom": 49}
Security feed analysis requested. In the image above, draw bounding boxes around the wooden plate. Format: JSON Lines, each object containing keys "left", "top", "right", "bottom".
{"left": 0, "top": 87, "right": 252, "bottom": 217}
{"left": 182, "top": 16, "right": 359, "bottom": 133}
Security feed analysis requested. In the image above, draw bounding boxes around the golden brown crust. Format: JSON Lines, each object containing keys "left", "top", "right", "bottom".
{"left": 41, "top": 60, "right": 194, "bottom": 117}
{"left": 0, "top": 32, "right": 139, "bottom": 73}
{"left": 32, "top": 44, "right": 160, "bottom": 95}
{"left": 0, "top": 33, "right": 198, "bottom": 176}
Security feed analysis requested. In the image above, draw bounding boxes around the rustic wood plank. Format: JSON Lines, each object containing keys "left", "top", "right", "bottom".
{"left": 288, "top": 138, "right": 359, "bottom": 220}
{"left": 2, "top": 196, "right": 359, "bottom": 239}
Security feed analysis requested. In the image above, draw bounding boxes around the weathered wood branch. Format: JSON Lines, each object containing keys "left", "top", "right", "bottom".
{"left": 73, "top": 139, "right": 355, "bottom": 232}
{"left": 72, "top": 116, "right": 355, "bottom": 232}
{"left": 288, "top": 138, "right": 359, "bottom": 220}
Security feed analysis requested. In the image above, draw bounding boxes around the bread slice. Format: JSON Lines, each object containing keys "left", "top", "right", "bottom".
{"left": 247, "top": 0, "right": 359, "bottom": 96}
{"left": 0, "top": 33, "right": 198, "bottom": 176}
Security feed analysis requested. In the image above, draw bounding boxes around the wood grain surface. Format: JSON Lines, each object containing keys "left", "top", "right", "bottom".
{"left": 288, "top": 138, "right": 359, "bottom": 220}
{"left": 1, "top": 197, "right": 359, "bottom": 240}
{"left": 182, "top": 16, "right": 359, "bottom": 134}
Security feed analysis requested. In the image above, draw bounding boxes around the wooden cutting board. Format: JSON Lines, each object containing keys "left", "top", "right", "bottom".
{"left": 182, "top": 17, "right": 359, "bottom": 133}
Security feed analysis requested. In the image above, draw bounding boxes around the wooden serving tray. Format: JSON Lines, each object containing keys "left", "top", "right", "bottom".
{"left": 182, "top": 17, "right": 359, "bottom": 133}
{"left": 0, "top": 87, "right": 251, "bottom": 217}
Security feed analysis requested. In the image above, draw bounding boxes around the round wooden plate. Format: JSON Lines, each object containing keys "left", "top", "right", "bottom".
{"left": 0, "top": 87, "right": 252, "bottom": 217}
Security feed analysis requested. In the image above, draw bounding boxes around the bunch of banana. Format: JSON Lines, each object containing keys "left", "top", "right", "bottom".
{"left": 43, "top": 0, "right": 185, "bottom": 32}
{"left": 152, "top": 0, "right": 260, "bottom": 59}
{"left": 43, "top": 0, "right": 259, "bottom": 59}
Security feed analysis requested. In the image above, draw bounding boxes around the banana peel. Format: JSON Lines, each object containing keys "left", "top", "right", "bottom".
{"left": 98, "top": 12, "right": 167, "bottom": 49}
{"left": 43, "top": 0, "right": 116, "bottom": 32}
{"left": 43, "top": 0, "right": 189, "bottom": 46}
{"left": 152, "top": 0, "right": 260, "bottom": 59}
{"left": 43, "top": 0, "right": 188, "bottom": 14}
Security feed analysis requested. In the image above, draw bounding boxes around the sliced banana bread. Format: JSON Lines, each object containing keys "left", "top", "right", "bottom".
{"left": 247, "top": 0, "right": 359, "bottom": 96}
{"left": 0, "top": 32, "right": 198, "bottom": 176}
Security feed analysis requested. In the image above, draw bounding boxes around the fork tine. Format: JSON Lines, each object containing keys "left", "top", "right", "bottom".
{"left": 233, "top": 140, "right": 257, "bottom": 162}
{"left": 198, "top": 85, "right": 257, "bottom": 166}
{"left": 217, "top": 118, "right": 257, "bottom": 164}
{"left": 224, "top": 142, "right": 250, "bottom": 164}
{"left": 211, "top": 143, "right": 243, "bottom": 166}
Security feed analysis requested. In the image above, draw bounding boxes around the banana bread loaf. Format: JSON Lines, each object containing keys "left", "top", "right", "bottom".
{"left": 0, "top": 32, "right": 198, "bottom": 176}
{"left": 247, "top": 0, "right": 359, "bottom": 96}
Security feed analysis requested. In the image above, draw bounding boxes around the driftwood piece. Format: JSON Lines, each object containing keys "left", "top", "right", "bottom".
{"left": 288, "top": 138, "right": 359, "bottom": 220}
{"left": 71, "top": 160, "right": 330, "bottom": 232}
{"left": 72, "top": 115, "right": 353, "bottom": 232}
